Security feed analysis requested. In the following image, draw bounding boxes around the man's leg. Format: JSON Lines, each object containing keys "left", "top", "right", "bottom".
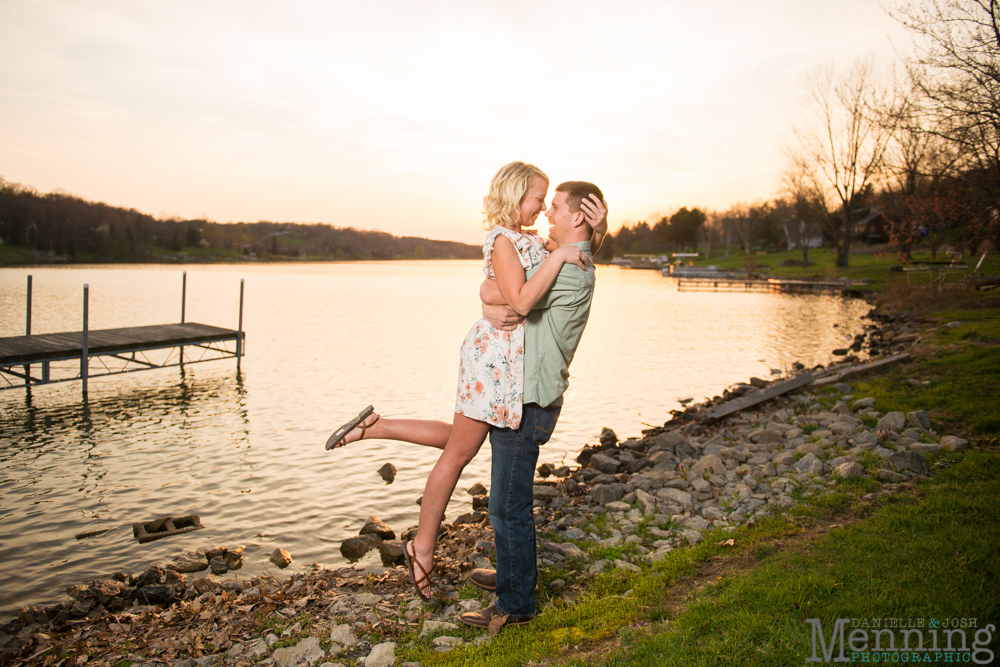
{"left": 488, "top": 403, "right": 560, "bottom": 619}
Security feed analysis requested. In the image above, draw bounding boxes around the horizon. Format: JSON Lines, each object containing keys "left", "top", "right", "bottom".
{"left": 1, "top": 1, "right": 912, "bottom": 246}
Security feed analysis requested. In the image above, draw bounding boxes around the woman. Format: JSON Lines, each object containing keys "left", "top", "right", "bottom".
{"left": 326, "top": 161, "right": 606, "bottom": 600}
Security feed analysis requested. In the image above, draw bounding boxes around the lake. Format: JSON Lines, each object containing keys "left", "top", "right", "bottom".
{"left": 0, "top": 261, "right": 871, "bottom": 616}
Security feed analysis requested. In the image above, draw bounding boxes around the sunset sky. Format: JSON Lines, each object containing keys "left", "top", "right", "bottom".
{"left": 0, "top": 1, "right": 912, "bottom": 245}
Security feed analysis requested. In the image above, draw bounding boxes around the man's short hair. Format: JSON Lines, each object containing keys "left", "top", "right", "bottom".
{"left": 555, "top": 181, "right": 604, "bottom": 215}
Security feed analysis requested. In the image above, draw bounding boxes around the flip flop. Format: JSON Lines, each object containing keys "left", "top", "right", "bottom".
{"left": 325, "top": 406, "right": 377, "bottom": 450}
{"left": 402, "top": 539, "right": 433, "bottom": 601}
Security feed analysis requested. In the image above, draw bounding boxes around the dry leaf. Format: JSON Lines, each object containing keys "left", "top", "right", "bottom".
{"left": 716, "top": 539, "right": 735, "bottom": 547}
{"left": 487, "top": 613, "right": 508, "bottom": 636}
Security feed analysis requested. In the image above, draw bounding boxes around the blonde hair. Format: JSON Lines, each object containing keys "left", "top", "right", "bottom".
{"left": 482, "top": 161, "right": 549, "bottom": 230}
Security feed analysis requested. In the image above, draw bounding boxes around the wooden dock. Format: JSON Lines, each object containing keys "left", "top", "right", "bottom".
{"left": 675, "top": 277, "right": 854, "bottom": 294}
{"left": 1, "top": 273, "right": 244, "bottom": 393}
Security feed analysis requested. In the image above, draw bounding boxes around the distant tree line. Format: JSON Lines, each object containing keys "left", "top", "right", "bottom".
{"left": 0, "top": 179, "right": 480, "bottom": 262}
{"left": 603, "top": 1, "right": 999, "bottom": 267}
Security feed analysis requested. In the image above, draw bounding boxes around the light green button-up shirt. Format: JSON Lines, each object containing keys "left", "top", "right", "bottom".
{"left": 522, "top": 241, "right": 595, "bottom": 408}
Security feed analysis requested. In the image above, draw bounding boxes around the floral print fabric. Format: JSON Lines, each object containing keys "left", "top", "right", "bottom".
{"left": 454, "top": 226, "right": 549, "bottom": 429}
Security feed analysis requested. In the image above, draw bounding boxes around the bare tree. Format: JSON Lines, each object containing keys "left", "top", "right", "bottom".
{"left": 787, "top": 58, "right": 900, "bottom": 267}
{"left": 727, "top": 203, "right": 755, "bottom": 256}
{"left": 890, "top": 0, "right": 1000, "bottom": 248}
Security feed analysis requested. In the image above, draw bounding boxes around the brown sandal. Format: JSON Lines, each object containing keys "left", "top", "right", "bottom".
{"left": 325, "top": 406, "right": 380, "bottom": 450}
{"left": 402, "top": 540, "right": 433, "bottom": 601}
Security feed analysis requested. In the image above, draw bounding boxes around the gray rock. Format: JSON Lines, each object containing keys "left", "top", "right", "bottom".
{"left": 833, "top": 462, "right": 866, "bottom": 479}
{"left": 269, "top": 548, "right": 293, "bottom": 568}
{"left": 876, "top": 469, "right": 908, "bottom": 482}
{"left": 379, "top": 540, "right": 405, "bottom": 566}
{"left": 592, "top": 484, "right": 621, "bottom": 506}
{"left": 589, "top": 453, "right": 621, "bottom": 474}
{"left": 136, "top": 584, "right": 178, "bottom": 606}
{"left": 690, "top": 478, "right": 711, "bottom": 493}
{"left": 563, "top": 527, "right": 587, "bottom": 540}
{"left": 209, "top": 556, "right": 227, "bottom": 576}
{"left": 613, "top": 559, "right": 640, "bottom": 573}
{"left": 377, "top": 463, "right": 397, "bottom": 483}
{"left": 420, "top": 620, "right": 459, "bottom": 638}
{"left": 589, "top": 559, "right": 609, "bottom": 573}
{"left": 685, "top": 516, "right": 710, "bottom": 531}
{"left": 852, "top": 397, "right": 876, "bottom": 411}
{"left": 432, "top": 636, "right": 462, "bottom": 651}
{"left": 794, "top": 453, "right": 826, "bottom": 475}
{"left": 877, "top": 412, "right": 906, "bottom": 432}
{"left": 247, "top": 639, "right": 269, "bottom": 657}
{"left": 654, "top": 431, "right": 687, "bottom": 452}
{"left": 682, "top": 529, "right": 703, "bottom": 545}
{"left": 831, "top": 400, "right": 851, "bottom": 415}
{"left": 533, "top": 485, "right": 560, "bottom": 500}
{"left": 833, "top": 383, "right": 852, "bottom": 393}
{"left": 635, "top": 489, "right": 657, "bottom": 514}
{"left": 365, "top": 642, "right": 396, "bottom": 667}
{"left": 773, "top": 452, "right": 797, "bottom": 466}
{"left": 546, "top": 542, "right": 585, "bottom": 559}
{"left": 656, "top": 487, "right": 693, "bottom": 511}
{"left": 273, "top": 637, "right": 325, "bottom": 667}
{"left": 910, "top": 443, "right": 943, "bottom": 456}
{"left": 194, "top": 655, "right": 220, "bottom": 667}
{"left": 605, "top": 500, "right": 630, "bottom": 512}
{"left": 702, "top": 506, "right": 725, "bottom": 521}
{"left": 226, "top": 643, "right": 245, "bottom": 659}
{"left": 940, "top": 436, "right": 969, "bottom": 452}
{"left": 340, "top": 535, "right": 381, "bottom": 560}
{"left": 360, "top": 516, "right": 396, "bottom": 540}
{"left": 88, "top": 579, "right": 125, "bottom": 605}
{"left": 906, "top": 410, "right": 931, "bottom": 430}
{"left": 750, "top": 429, "right": 784, "bottom": 445}
{"left": 689, "top": 454, "right": 725, "bottom": 478}
{"left": 890, "top": 450, "right": 928, "bottom": 474}
{"left": 796, "top": 443, "right": 824, "bottom": 457}
{"left": 168, "top": 550, "right": 209, "bottom": 574}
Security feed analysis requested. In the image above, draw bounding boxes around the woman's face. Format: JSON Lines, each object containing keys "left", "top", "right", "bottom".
{"left": 517, "top": 177, "right": 548, "bottom": 228}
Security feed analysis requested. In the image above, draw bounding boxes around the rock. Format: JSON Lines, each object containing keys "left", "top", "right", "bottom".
{"left": 702, "top": 506, "right": 725, "bottom": 521}
{"left": 890, "top": 450, "right": 928, "bottom": 474}
{"left": 377, "top": 463, "right": 397, "bottom": 483}
{"left": 635, "top": 489, "right": 657, "bottom": 514}
{"left": 910, "top": 443, "right": 943, "bottom": 456}
{"left": 852, "top": 397, "right": 876, "bottom": 411}
{"left": 605, "top": 500, "right": 631, "bottom": 512}
{"left": 558, "top": 477, "right": 583, "bottom": 495}
{"left": 269, "top": 548, "right": 293, "bottom": 568}
{"left": 168, "top": 550, "right": 209, "bottom": 573}
{"left": 682, "top": 529, "right": 703, "bottom": 545}
{"left": 589, "top": 453, "right": 621, "bottom": 474}
{"left": 537, "top": 462, "right": 556, "bottom": 477}
{"left": 472, "top": 494, "right": 490, "bottom": 509}
{"left": 685, "top": 516, "right": 710, "bottom": 531}
{"left": 224, "top": 546, "right": 244, "bottom": 570}
{"left": 750, "top": 429, "right": 784, "bottom": 445}
{"left": 906, "top": 410, "right": 931, "bottom": 431}
{"left": 432, "top": 636, "right": 463, "bottom": 651}
{"left": 88, "top": 579, "right": 125, "bottom": 605}
{"left": 360, "top": 516, "right": 396, "bottom": 540}
{"left": 656, "top": 487, "right": 693, "bottom": 511}
{"left": 533, "top": 485, "right": 560, "bottom": 500}
{"left": 365, "top": 642, "right": 396, "bottom": 667}
{"left": 589, "top": 559, "right": 609, "bottom": 573}
{"left": 134, "top": 566, "right": 164, "bottom": 588}
{"left": 833, "top": 462, "right": 866, "bottom": 479}
{"left": 599, "top": 427, "right": 619, "bottom": 447}
{"left": 876, "top": 469, "right": 908, "bottom": 482}
{"left": 796, "top": 443, "right": 824, "bottom": 457}
{"left": 591, "top": 483, "right": 625, "bottom": 506}
{"left": 341, "top": 534, "right": 382, "bottom": 560}
{"left": 467, "top": 482, "right": 488, "bottom": 496}
{"left": 379, "top": 540, "right": 405, "bottom": 566}
{"left": 690, "top": 478, "right": 711, "bottom": 494}
{"left": 773, "top": 452, "right": 797, "bottom": 466}
{"left": 689, "top": 454, "right": 725, "bottom": 478}
{"left": 877, "top": 412, "right": 906, "bottom": 432}
{"left": 210, "top": 556, "right": 228, "bottom": 575}
{"left": 831, "top": 401, "right": 851, "bottom": 415}
{"left": 794, "top": 453, "right": 826, "bottom": 475}
{"left": 226, "top": 643, "right": 245, "bottom": 659}
{"left": 191, "top": 577, "right": 216, "bottom": 594}
{"left": 273, "top": 637, "right": 325, "bottom": 667}
{"left": 330, "top": 623, "right": 359, "bottom": 646}
{"left": 940, "top": 435, "right": 969, "bottom": 452}
{"left": 420, "top": 620, "right": 459, "bottom": 638}
{"left": 628, "top": 457, "right": 654, "bottom": 473}
{"left": 614, "top": 559, "right": 640, "bottom": 573}
{"left": 547, "top": 542, "right": 585, "bottom": 559}
{"left": 136, "top": 585, "right": 178, "bottom": 606}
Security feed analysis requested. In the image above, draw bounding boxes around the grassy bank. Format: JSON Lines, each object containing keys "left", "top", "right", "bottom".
{"left": 408, "top": 252, "right": 1000, "bottom": 666}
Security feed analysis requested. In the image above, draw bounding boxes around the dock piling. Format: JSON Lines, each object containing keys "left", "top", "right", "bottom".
{"left": 24, "top": 275, "right": 32, "bottom": 386}
{"left": 236, "top": 279, "right": 244, "bottom": 365}
{"left": 82, "top": 284, "right": 89, "bottom": 396}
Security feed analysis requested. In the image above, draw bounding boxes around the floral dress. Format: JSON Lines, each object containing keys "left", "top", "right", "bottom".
{"left": 454, "top": 226, "right": 549, "bottom": 429}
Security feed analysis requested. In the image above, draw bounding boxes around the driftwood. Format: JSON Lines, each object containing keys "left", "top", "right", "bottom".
{"left": 812, "top": 353, "right": 910, "bottom": 386}
{"left": 701, "top": 372, "right": 814, "bottom": 421}
{"left": 132, "top": 515, "right": 204, "bottom": 544}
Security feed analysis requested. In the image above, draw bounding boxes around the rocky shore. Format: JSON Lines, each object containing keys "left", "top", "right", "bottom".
{"left": 1, "top": 308, "right": 966, "bottom": 667}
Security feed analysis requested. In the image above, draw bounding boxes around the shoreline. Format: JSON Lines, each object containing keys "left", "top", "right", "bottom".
{"left": 0, "top": 305, "right": 968, "bottom": 666}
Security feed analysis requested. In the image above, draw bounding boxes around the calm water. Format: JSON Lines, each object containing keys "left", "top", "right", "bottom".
{"left": 0, "top": 262, "right": 871, "bottom": 616}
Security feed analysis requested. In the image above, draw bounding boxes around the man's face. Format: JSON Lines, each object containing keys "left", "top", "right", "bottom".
{"left": 545, "top": 190, "right": 578, "bottom": 244}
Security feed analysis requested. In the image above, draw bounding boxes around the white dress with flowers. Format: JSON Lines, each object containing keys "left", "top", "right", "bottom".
{"left": 454, "top": 226, "right": 549, "bottom": 429}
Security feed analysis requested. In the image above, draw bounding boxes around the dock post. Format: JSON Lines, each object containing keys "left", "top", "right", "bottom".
{"left": 24, "top": 275, "right": 32, "bottom": 386}
{"left": 82, "top": 284, "right": 89, "bottom": 397}
{"left": 236, "top": 279, "right": 244, "bottom": 366}
{"left": 180, "top": 271, "right": 187, "bottom": 366}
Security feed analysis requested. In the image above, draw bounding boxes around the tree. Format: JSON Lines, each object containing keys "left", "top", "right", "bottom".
{"left": 890, "top": 0, "right": 1000, "bottom": 249}
{"left": 669, "top": 207, "right": 707, "bottom": 251}
{"left": 787, "top": 58, "right": 900, "bottom": 267}
{"left": 726, "top": 203, "right": 755, "bottom": 256}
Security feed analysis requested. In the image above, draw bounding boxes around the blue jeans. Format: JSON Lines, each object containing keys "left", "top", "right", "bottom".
{"left": 489, "top": 402, "right": 561, "bottom": 618}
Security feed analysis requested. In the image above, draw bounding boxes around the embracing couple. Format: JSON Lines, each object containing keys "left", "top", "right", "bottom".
{"left": 325, "top": 161, "right": 605, "bottom": 630}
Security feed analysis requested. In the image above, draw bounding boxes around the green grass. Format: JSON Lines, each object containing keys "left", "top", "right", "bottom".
{"left": 586, "top": 451, "right": 1000, "bottom": 666}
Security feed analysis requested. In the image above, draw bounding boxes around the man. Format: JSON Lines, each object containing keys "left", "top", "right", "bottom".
{"left": 458, "top": 181, "right": 606, "bottom": 630}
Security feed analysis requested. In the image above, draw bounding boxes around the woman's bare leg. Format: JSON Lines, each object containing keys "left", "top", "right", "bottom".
{"left": 336, "top": 412, "right": 452, "bottom": 449}
{"left": 410, "top": 413, "right": 491, "bottom": 597}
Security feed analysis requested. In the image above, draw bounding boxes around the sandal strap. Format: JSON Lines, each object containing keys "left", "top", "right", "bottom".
{"left": 334, "top": 414, "right": 380, "bottom": 449}
{"left": 407, "top": 540, "right": 433, "bottom": 591}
